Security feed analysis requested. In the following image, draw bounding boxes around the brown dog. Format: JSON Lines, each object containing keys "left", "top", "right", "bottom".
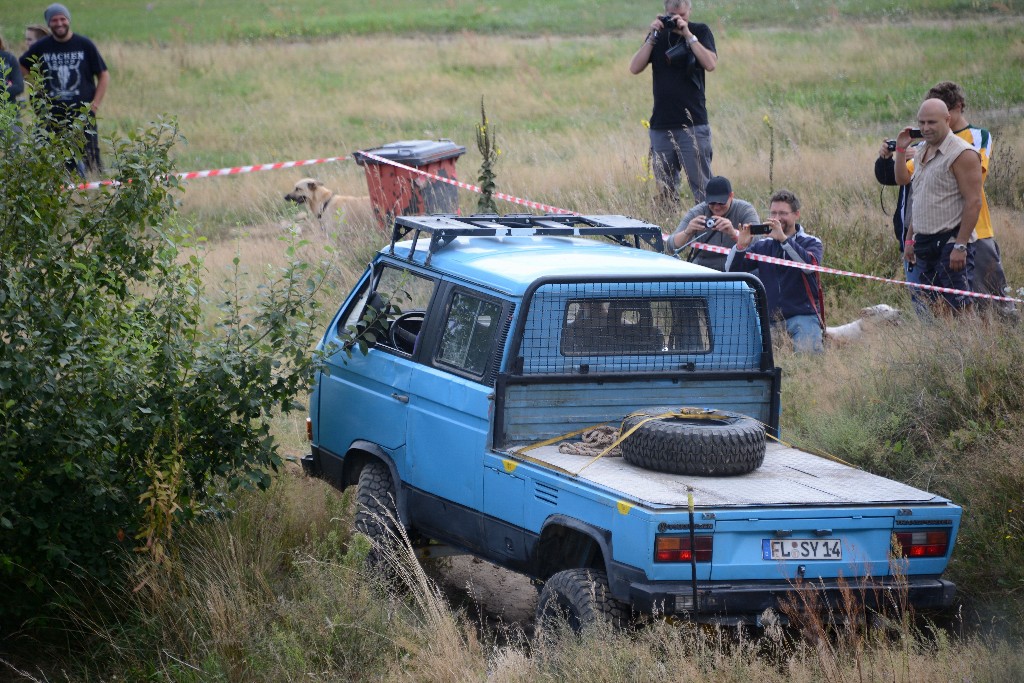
{"left": 284, "top": 178, "right": 371, "bottom": 234}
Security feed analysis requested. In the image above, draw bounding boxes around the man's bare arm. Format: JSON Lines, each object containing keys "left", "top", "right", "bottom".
{"left": 629, "top": 41, "right": 653, "bottom": 74}
{"left": 951, "top": 149, "right": 983, "bottom": 244}
{"left": 892, "top": 127, "right": 915, "bottom": 186}
{"left": 91, "top": 70, "right": 110, "bottom": 112}
{"left": 690, "top": 39, "right": 717, "bottom": 71}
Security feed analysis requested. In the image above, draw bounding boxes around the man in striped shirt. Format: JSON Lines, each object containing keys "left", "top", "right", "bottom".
{"left": 925, "top": 81, "right": 1011, "bottom": 315}
{"left": 894, "top": 98, "right": 983, "bottom": 312}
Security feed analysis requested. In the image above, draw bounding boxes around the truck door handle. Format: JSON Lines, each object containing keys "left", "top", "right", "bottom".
{"left": 391, "top": 393, "right": 409, "bottom": 404}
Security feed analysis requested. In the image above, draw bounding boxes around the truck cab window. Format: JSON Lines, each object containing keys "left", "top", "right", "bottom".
{"left": 436, "top": 292, "right": 502, "bottom": 377}
{"left": 373, "top": 265, "right": 437, "bottom": 353}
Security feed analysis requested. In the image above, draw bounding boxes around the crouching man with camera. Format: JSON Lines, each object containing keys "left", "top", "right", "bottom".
{"left": 724, "top": 189, "right": 826, "bottom": 354}
{"left": 665, "top": 175, "right": 760, "bottom": 271}
{"left": 629, "top": 0, "right": 717, "bottom": 206}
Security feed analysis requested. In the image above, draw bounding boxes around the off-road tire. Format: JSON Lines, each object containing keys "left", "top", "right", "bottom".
{"left": 354, "top": 461, "right": 400, "bottom": 561}
{"left": 535, "top": 568, "right": 631, "bottom": 634}
{"left": 620, "top": 407, "right": 766, "bottom": 476}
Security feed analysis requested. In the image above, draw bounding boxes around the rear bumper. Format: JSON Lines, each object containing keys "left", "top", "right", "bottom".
{"left": 628, "top": 576, "right": 956, "bottom": 623}
{"left": 300, "top": 447, "right": 320, "bottom": 477}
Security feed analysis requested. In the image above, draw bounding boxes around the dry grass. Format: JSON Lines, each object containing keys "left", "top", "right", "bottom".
{"left": 99, "top": 26, "right": 1024, "bottom": 335}
{"left": 90, "top": 24, "right": 1024, "bottom": 343}
{"left": 36, "top": 471, "right": 1018, "bottom": 681}
{"left": 99, "top": 26, "right": 1024, "bottom": 230}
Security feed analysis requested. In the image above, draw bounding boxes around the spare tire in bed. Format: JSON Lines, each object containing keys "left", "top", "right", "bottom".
{"left": 619, "top": 407, "right": 766, "bottom": 476}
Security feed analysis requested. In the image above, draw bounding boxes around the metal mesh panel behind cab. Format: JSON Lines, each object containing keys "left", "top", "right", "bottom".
{"left": 518, "top": 280, "right": 763, "bottom": 374}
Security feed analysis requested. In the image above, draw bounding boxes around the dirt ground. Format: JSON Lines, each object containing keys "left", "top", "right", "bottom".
{"left": 428, "top": 555, "right": 540, "bottom": 636}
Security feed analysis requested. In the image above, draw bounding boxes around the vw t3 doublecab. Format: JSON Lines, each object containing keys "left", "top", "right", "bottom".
{"left": 303, "top": 214, "right": 961, "bottom": 628}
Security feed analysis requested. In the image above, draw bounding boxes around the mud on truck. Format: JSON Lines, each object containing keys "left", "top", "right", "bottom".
{"left": 302, "top": 214, "right": 961, "bottom": 630}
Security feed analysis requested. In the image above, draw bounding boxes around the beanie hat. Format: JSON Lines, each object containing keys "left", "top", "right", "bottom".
{"left": 44, "top": 3, "right": 71, "bottom": 23}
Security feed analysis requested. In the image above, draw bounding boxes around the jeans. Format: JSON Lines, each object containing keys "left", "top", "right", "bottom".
{"left": 973, "top": 237, "right": 1007, "bottom": 296}
{"left": 649, "top": 124, "right": 713, "bottom": 205}
{"left": 970, "top": 237, "right": 1017, "bottom": 317}
{"left": 903, "top": 257, "right": 929, "bottom": 318}
{"left": 773, "top": 314, "right": 824, "bottom": 354}
{"left": 49, "top": 108, "right": 102, "bottom": 178}
{"left": 915, "top": 241, "right": 974, "bottom": 311}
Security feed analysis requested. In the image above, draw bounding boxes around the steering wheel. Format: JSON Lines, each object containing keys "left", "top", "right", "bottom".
{"left": 389, "top": 311, "right": 425, "bottom": 354}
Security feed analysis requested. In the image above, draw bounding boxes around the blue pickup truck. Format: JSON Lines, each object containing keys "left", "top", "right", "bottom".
{"left": 303, "top": 214, "right": 961, "bottom": 629}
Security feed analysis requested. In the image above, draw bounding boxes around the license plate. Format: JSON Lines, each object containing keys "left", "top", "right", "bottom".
{"left": 762, "top": 538, "right": 842, "bottom": 561}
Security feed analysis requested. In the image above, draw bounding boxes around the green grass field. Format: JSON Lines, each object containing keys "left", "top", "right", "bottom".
{"left": 3, "top": 0, "right": 1021, "bottom": 43}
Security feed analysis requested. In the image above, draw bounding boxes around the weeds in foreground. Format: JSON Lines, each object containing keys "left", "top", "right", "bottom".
{"left": 5, "top": 469, "right": 1022, "bottom": 681}
{"left": 476, "top": 98, "right": 500, "bottom": 214}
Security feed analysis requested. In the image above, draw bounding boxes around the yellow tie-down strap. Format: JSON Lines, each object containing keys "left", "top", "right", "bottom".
{"left": 512, "top": 407, "right": 731, "bottom": 476}
{"left": 509, "top": 406, "right": 856, "bottom": 476}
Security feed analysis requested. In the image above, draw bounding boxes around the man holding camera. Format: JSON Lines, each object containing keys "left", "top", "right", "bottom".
{"left": 875, "top": 139, "right": 927, "bottom": 315}
{"left": 894, "top": 98, "right": 982, "bottom": 312}
{"left": 629, "top": 0, "right": 717, "bottom": 206}
{"left": 665, "top": 175, "right": 760, "bottom": 270}
{"left": 724, "top": 189, "right": 825, "bottom": 354}
{"left": 924, "top": 81, "right": 1010, "bottom": 315}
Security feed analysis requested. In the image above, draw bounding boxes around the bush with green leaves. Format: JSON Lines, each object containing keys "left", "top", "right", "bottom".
{"left": 0, "top": 94, "right": 332, "bottom": 626}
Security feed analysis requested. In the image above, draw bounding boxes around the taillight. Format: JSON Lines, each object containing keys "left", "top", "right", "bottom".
{"left": 306, "top": 417, "right": 313, "bottom": 442}
{"left": 655, "top": 535, "right": 713, "bottom": 563}
{"left": 893, "top": 530, "right": 949, "bottom": 558}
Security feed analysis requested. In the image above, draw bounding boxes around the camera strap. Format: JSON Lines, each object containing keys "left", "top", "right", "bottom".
{"left": 676, "top": 227, "right": 714, "bottom": 261}
{"left": 800, "top": 254, "right": 826, "bottom": 331}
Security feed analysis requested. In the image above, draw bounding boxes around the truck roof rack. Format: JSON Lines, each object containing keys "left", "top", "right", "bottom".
{"left": 390, "top": 214, "right": 665, "bottom": 264}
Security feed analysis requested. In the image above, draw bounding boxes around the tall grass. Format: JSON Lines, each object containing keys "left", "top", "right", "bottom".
{"left": 779, "top": 316, "right": 1024, "bottom": 630}
{"left": 11, "top": 471, "right": 1023, "bottom": 681}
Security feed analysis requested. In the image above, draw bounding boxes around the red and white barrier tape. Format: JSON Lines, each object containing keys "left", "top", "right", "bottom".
{"left": 693, "top": 242, "right": 1024, "bottom": 304}
{"left": 74, "top": 155, "right": 349, "bottom": 191}
{"left": 366, "top": 151, "right": 1012, "bottom": 306}
{"left": 75, "top": 147, "right": 1013, "bottom": 304}
{"left": 357, "top": 151, "right": 576, "bottom": 215}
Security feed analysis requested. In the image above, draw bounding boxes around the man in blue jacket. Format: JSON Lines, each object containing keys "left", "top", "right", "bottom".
{"left": 724, "top": 189, "right": 825, "bottom": 354}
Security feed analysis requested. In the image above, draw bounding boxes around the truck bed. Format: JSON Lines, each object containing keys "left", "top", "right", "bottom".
{"left": 508, "top": 441, "right": 940, "bottom": 508}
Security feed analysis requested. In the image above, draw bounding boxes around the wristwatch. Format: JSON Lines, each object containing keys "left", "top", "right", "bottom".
{"left": 688, "top": 35, "right": 699, "bottom": 44}
{"left": 952, "top": 243, "right": 968, "bottom": 252}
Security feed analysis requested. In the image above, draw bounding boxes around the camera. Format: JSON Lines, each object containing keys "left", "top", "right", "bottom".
{"left": 886, "top": 139, "right": 897, "bottom": 152}
{"left": 658, "top": 14, "right": 678, "bottom": 30}
{"left": 748, "top": 223, "right": 772, "bottom": 235}
{"left": 704, "top": 217, "right": 717, "bottom": 230}
{"left": 909, "top": 128, "right": 924, "bottom": 139}
{"left": 665, "top": 41, "right": 695, "bottom": 68}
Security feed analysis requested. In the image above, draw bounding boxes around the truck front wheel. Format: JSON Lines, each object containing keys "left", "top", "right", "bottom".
{"left": 535, "top": 568, "right": 631, "bottom": 634}
{"left": 354, "top": 460, "right": 400, "bottom": 561}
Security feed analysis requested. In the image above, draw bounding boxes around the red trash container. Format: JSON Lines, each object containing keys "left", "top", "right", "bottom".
{"left": 354, "top": 139, "right": 467, "bottom": 230}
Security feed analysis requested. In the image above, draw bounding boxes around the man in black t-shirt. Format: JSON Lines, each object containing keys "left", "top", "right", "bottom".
{"left": 629, "top": 0, "right": 717, "bottom": 206}
{"left": 20, "top": 3, "right": 109, "bottom": 175}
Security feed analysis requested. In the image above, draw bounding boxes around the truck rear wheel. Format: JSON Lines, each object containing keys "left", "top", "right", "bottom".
{"left": 535, "top": 568, "right": 631, "bottom": 634}
{"left": 620, "top": 407, "right": 766, "bottom": 476}
{"left": 354, "top": 460, "right": 400, "bottom": 561}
